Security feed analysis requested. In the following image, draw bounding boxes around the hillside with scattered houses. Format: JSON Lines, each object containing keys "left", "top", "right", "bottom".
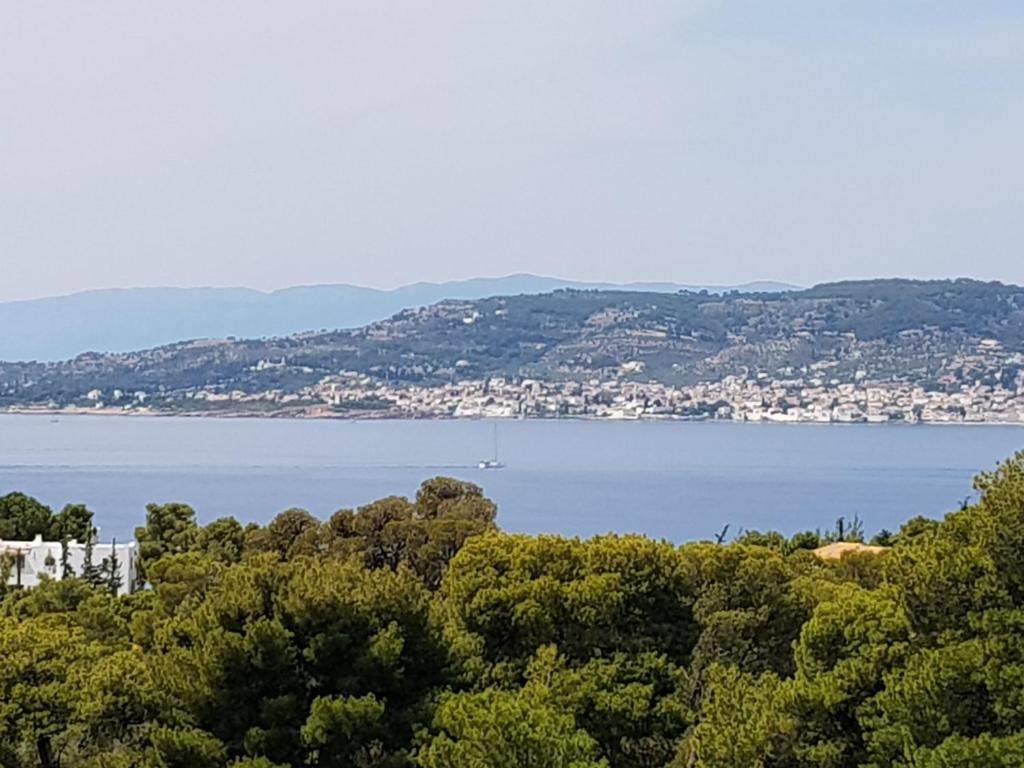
{"left": 2, "top": 279, "right": 1023, "bottom": 412}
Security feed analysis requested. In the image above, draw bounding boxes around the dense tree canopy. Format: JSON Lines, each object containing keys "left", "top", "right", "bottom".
{"left": 0, "top": 494, "right": 95, "bottom": 543}
{"left": 3, "top": 457, "right": 1024, "bottom": 767}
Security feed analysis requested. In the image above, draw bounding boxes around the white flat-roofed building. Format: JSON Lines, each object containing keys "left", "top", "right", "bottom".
{"left": 0, "top": 535, "right": 137, "bottom": 595}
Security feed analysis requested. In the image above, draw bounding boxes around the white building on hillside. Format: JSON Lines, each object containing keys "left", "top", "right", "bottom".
{"left": 0, "top": 536, "right": 137, "bottom": 595}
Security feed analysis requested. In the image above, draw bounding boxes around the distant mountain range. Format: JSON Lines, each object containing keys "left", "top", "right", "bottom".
{"left": 0, "top": 275, "right": 797, "bottom": 362}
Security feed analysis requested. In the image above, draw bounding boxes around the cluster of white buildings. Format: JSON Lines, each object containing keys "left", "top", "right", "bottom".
{"left": 0, "top": 535, "right": 137, "bottom": 595}
{"left": 313, "top": 371, "right": 1024, "bottom": 424}
{"left": 47, "top": 339, "right": 1024, "bottom": 425}
{"left": 697, "top": 376, "right": 1024, "bottom": 424}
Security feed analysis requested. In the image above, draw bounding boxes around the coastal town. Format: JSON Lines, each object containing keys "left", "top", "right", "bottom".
{"left": 312, "top": 369, "right": 1024, "bottom": 423}
{"left": 31, "top": 362, "right": 1024, "bottom": 424}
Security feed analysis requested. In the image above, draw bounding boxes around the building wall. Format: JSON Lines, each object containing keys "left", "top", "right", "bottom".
{"left": 0, "top": 536, "right": 138, "bottom": 595}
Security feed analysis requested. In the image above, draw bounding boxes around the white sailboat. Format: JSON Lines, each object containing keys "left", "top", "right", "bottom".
{"left": 478, "top": 422, "right": 506, "bottom": 469}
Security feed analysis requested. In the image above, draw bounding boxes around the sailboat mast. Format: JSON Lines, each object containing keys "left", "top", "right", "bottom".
{"left": 493, "top": 422, "right": 499, "bottom": 462}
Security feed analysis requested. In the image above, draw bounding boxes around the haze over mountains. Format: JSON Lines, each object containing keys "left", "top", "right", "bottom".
{"left": 0, "top": 275, "right": 796, "bottom": 362}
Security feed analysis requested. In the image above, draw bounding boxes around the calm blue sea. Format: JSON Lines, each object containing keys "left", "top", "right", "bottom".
{"left": 1, "top": 415, "right": 1022, "bottom": 542}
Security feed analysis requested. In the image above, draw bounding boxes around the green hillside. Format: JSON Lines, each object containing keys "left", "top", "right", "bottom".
{"left": 2, "top": 279, "right": 1023, "bottom": 408}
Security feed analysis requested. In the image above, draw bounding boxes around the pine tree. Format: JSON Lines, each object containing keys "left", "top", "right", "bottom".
{"left": 105, "top": 538, "right": 123, "bottom": 596}
{"left": 81, "top": 528, "right": 104, "bottom": 588}
{"left": 60, "top": 537, "right": 74, "bottom": 578}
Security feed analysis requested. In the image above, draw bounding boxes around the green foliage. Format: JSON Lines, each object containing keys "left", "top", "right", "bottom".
{"left": 529, "top": 645, "right": 691, "bottom": 767}
{"left": 137, "top": 553, "right": 444, "bottom": 766}
{"left": 0, "top": 493, "right": 56, "bottom": 540}
{"left": 913, "top": 732, "right": 1024, "bottom": 767}
{"left": 1, "top": 574, "right": 100, "bottom": 619}
{"left": 195, "top": 517, "right": 246, "bottom": 564}
{"left": 80, "top": 530, "right": 105, "bottom": 589}
{"left": 681, "top": 665, "right": 790, "bottom": 768}
{"left": 0, "top": 496, "right": 97, "bottom": 555}
{"left": 419, "top": 681, "right": 608, "bottom": 768}
{"left": 149, "top": 727, "right": 228, "bottom": 768}
{"left": 0, "top": 615, "right": 108, "bottom": 768}
{"left": 300, "top": 694, "right": 388, "bottom": 767}
{"left": 686, "top": 450, "right": 1024, "bottom": 768}
{"left": 245, "top": 508, "right": 324, "bottom": 560}
{"left": 104, "top": 541, "right": 124, "bottom": 595}
{"left": 440, "top": 533, "right": 697, "bottom": 681}
{"left": 3, "top": 455, "right": 1024, "bottom": 768}
{"left": 54, "top": 503, "right": 96, "bottom": 543}
{"left": 135, "top": 502, "right": 199, "bottom": 585}
{"left": 329, "top": 479, "right": 498, "bottom": 590}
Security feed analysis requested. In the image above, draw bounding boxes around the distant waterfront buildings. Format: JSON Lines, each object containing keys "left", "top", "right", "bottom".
{"left": 11, "top": 372, "right": 1024, "bottom": 424}
{"left": 307, "top": 373, "right": 1024, "bottom": 423}
{"left": 8, "top": 343, "right": 1024, "bottom": 424}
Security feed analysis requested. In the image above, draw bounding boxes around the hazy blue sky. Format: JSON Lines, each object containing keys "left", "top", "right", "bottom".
{"left": 2, "top": 1, "right": 1022, "bottom": 301}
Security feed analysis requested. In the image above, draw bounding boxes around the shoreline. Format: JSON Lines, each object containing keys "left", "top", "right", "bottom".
{"left": 2, "top": 406, "right": 1023, "bottom": 427}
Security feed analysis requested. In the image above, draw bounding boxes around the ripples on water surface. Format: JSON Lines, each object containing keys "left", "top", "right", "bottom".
{"left": 1, "top": 415, "right": 1022, "bottom": 541}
